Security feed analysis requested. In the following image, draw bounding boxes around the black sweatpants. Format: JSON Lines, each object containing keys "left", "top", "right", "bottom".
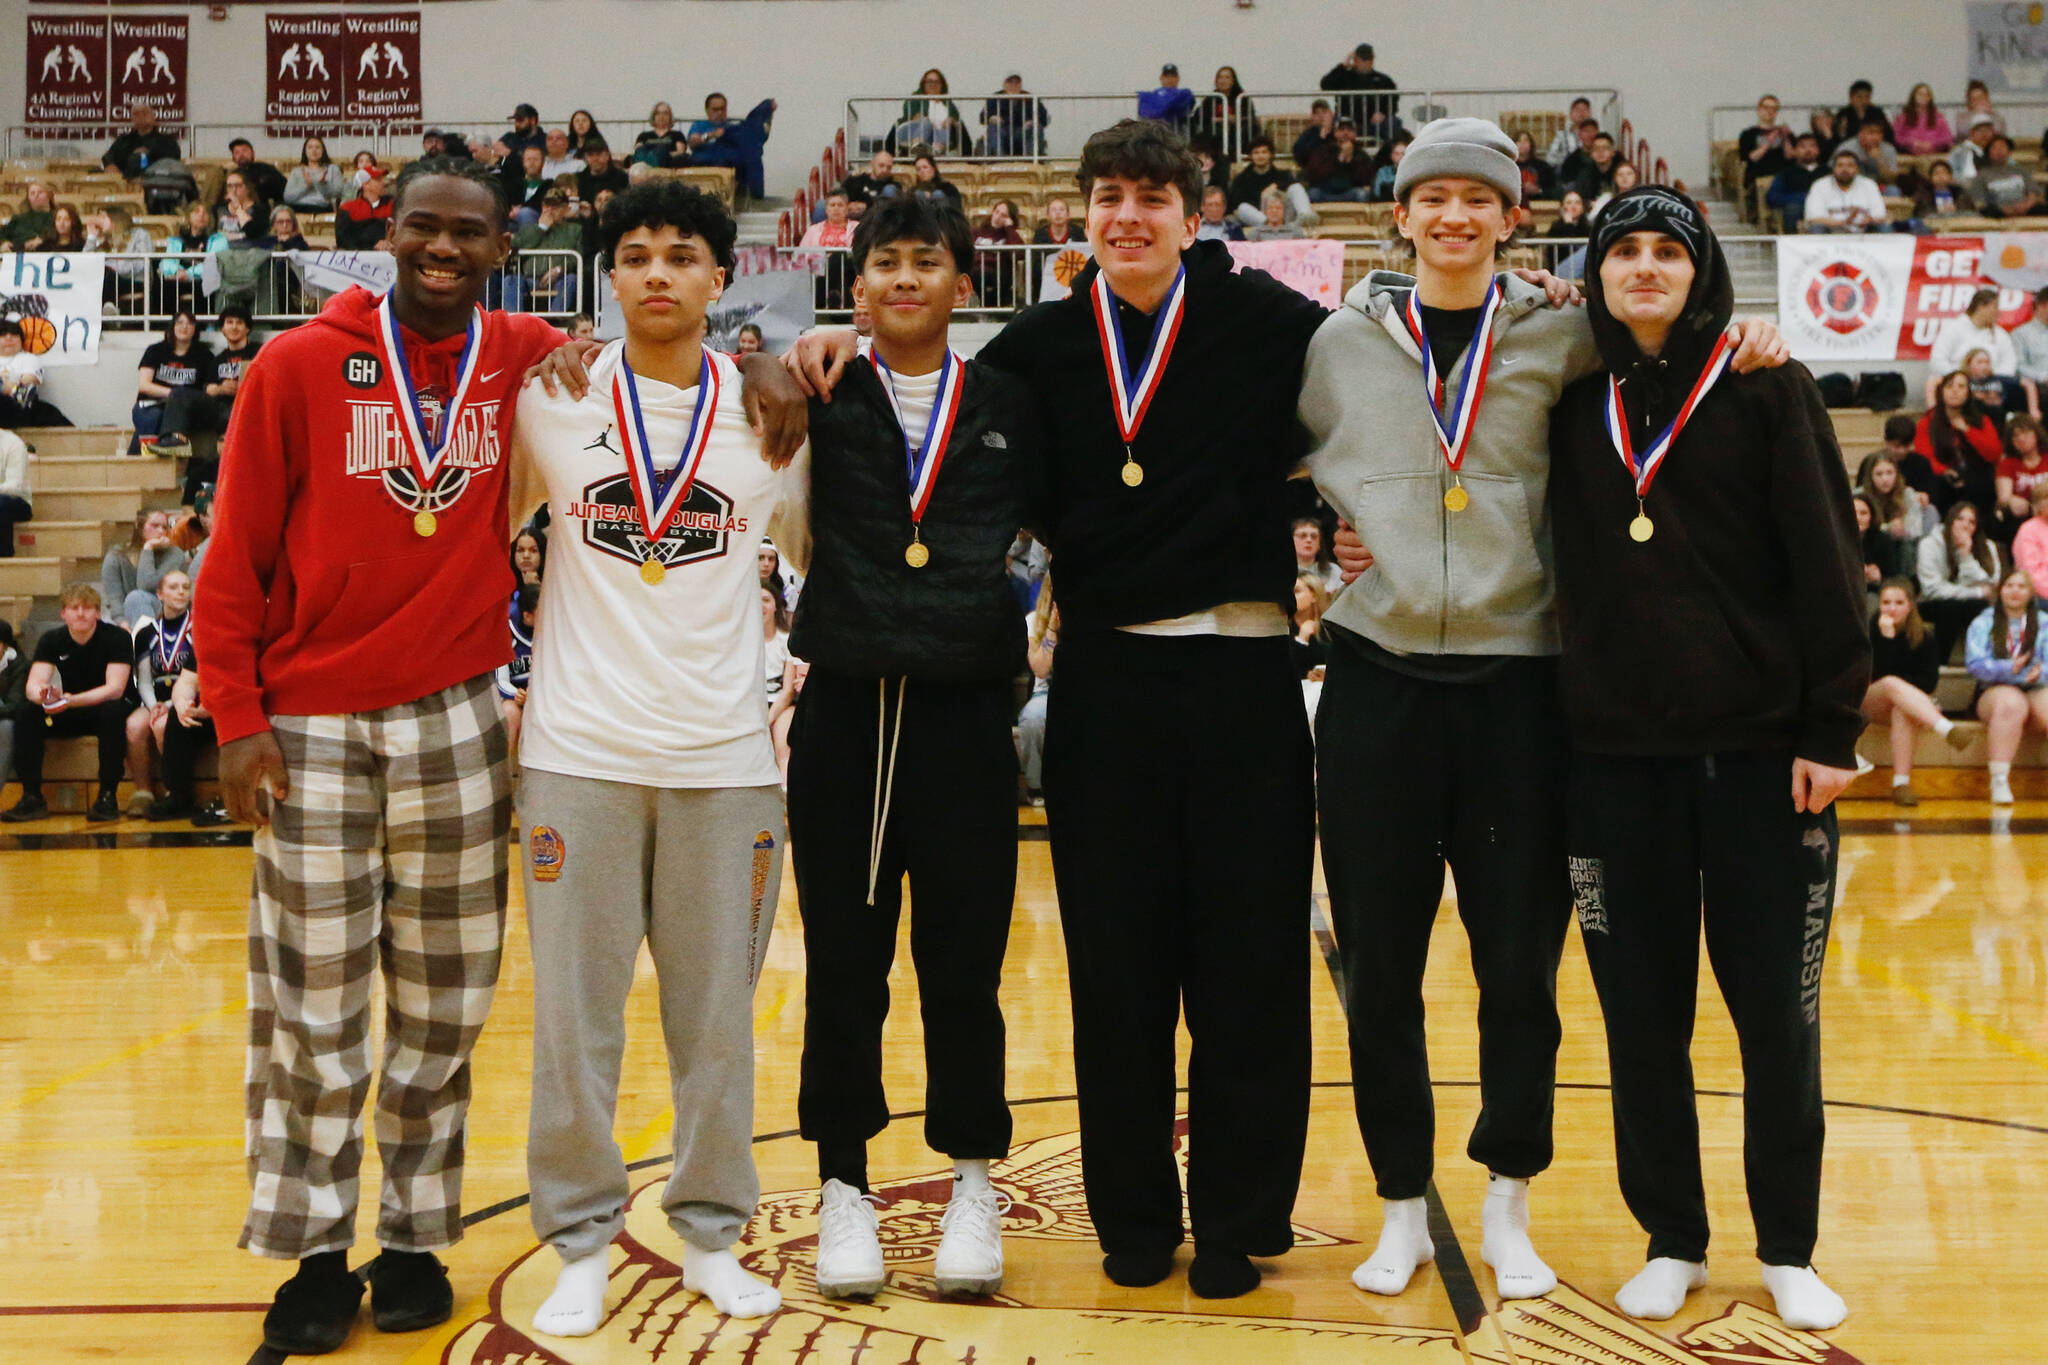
{"left": 788, "top": 667, "right": 1019, "bottom": 1191}
{"left": 11, "top": 698, "right": 130, "bottom": 791}
{"left": 1315, "top": 643, "right": 1572, "bottom": 1200}
{"left": 1043, "top": 628, "right": 1314, "bottom": 1258}
{"left": 1569, "top": 749, "right": 1834, "bottom": 1267}
{"left": 160, "top": 712, "right": 218, "bottom": 802}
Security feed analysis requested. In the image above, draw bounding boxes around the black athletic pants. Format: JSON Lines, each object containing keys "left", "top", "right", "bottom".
{"left": 11, "top": 698, "right": 130, "bottom": 792}
{"left": 1043, "top": 628, "right": 1314, "bottom": 1257}
{"left": 789, "top": 666, "right": 1019, "bottom": 1192}
{"left": 1569, "top": 749, "right": 1834, "bottom": 1267}
{"left": 1315, "top": 644, "right": 1572, "bottom": 1200}
{"left": 160, "top": 712, "right": 217, "bottom": 802}
{"left": 0, "top": 495, "right": 29, "bottom": 557}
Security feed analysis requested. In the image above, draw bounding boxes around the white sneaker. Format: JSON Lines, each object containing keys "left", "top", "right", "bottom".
{"left": 815, "top": 1179, "right": 885, "bottom": 1299}
{"left": 1990, "top": 774, "right": 2015, "bottom": 805}
{"left": 126, "top": 790, "right": 154, "bottom": 818}
{"left": 934, "top": 1187, "right": 1011, "bottom": 1295}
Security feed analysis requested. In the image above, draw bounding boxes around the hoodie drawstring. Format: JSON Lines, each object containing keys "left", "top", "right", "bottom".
{"left": 866, "top": 677, "right": 909, "bottom": 906}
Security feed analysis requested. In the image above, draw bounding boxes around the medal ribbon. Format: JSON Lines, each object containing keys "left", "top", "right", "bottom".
{"left": 1091, "top": 265, "right": 1186, "bottom": 444}
{"left": 375, "top": 294, "right": 483, "bottom": 488}
{"left": 1603, "top": 331, "right": 1736, "bottom": 499}
{"left": 1401, "top": 280, "right": 1504, "bottom": 477}
{"left": 154, "top": 610, "right": 192, "bottom": 674}
{"left": 612, "top": 346, "right": 721, "bottom": 545}
{"left": 872, "top": 349, "right": 966, "bottom": 524}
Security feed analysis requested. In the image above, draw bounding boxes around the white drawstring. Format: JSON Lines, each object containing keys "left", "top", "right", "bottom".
{"left": 865, "top": 676, "right": 908, "bottom": 906}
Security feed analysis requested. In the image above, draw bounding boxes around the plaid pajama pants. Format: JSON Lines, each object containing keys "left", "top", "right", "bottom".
{"left": 240, "top": 673, "right": 513, "bottom": 1260}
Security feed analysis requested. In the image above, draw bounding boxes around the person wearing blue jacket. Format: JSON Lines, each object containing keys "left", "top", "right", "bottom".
{"left": 1966, "top": 566, "right": 2048, "bottom": 804}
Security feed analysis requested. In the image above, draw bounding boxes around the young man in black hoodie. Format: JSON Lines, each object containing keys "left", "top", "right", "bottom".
{"left": 1547, "top": 186, "right": 1868, "bottom": 1333}
{"left": 785, "top": 196, "right": 1047, "bottom": 1301}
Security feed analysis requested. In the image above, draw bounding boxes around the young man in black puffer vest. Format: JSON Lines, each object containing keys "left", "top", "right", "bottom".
{"left": 783, "top": 195, "right": 1047, "bottom": 1302}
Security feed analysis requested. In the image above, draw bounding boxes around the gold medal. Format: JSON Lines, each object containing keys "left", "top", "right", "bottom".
{"left": 1443, "top": 485, "right": 1468, "bottom": 513}
{"left": 905, "top": 539, "right": 930, "bottom": 569}
{"left": 1629, "top": 514, "right": 1655, "bottom": 543}
{"left": 640, "top": 558, "right": 667, "bottom": 585}
{"left": 1121, "top": 459, "right": 1145, "bottom": 488}
{"left": 413, "top": 510, "right": 437, "bottom": 537}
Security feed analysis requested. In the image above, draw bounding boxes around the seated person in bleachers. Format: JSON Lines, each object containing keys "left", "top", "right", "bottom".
{"left": 1962, "top": 347, "right": 2024, "bottom": 423}
{"left": 1591, "top": 160, "right": 1639, "bottom": 216}
{"left": 125, "top": 567, "right": 194, "bottom": 815}
{"left": 1556, "top": 119, "right": 1602, "bottom": 193}
{"left": 1031, "top": 195, "right": 1078, "bottom": 245}
{"left": 1855, "top": 492, "right": 1896, "bottom": 586}
{"left": 130, "top": 311, "right": 216, "bottom": 458}
{"left": 1804, "top": 149, "right": 1887, "bottom": 233}
{"left": 1320, "top": 41, "right": 1398, "bottom": 137}
{"left": 798, "top": 189, "right": 858, "bottom": 309}
{"left": 1835, "top": 117, "right": 1900, "bottom": 192}
{"left": 2013, "top": 484, "right": 2048, "bottom": 597}
{"left": 1292, "top": 517, "right": 1342, "bottom": 595}
{"left": 1896, "top": 84, "right": 1955, "bottom": 155}
{"left": 1227, "top": 136, "right": 1312, "bottom": 224}
{"left": 511, "top": 526, "right": 546, "bottom": 587}
{"left": 1928, "top": 291, "right": 2017, "bottom": 406}
{"left": 0, "top": 427, "right": 28, "bottom": 558}
{"left": 1370, "top": 132, "right": 1413, "bottom": 202}
{"left": 632, "top": 101, "right": 690, "bottom": 168}
{"left": 46, "top": 205, "right": 85, "bottom": 251}
{"left": 1018, "top": 598, "right": 1056, "bottom": 806}
{"left": 841, "top": 149, "right": 900, "bottom": 220}
{"left": 499, "top": 101, "right": 547, "bottom": 161}
{"left": 265, "top": 205, "right": 308, "bottom": 251}
{"left": 282, "top": 135, "right": 346, "bottom": 212}
{"left": 86, "top": 205, "right": 154, "bottom": 310}
{"left": 983, "top": 73, "right": 1050, "bottom": 158}
{"left": 567, "top": 111, "right": 601, "bottom": 149}
{"left": 1302, "top": 117, "right": 1374, "bottom": 203}
{"left": 734, "top": 321, "right": 763, "bottom": 354}
{"left": 541, "top": 127, "right": 585, "bottom": 181}
{"left": 1546, "top": 97, "right": 1594, "bottom": 170}
{"left": 1570, "top": 132, "right": 1622, "bottom": 202}
{"left": 1291, "top": 571, "right": 1329, "bottom": 682}
{"left": 1862, "top": 576, "right": 1965, "bottom": 805}
{"left": 101, "top": 104, "right": 180, "bottom": 180}
{"left": 909, "top": 153, "right": 964, "bottom": 213}
{"left": 1, "top": 583, "right": 134, "bottom": 823}
{"left": 1767, "top": 133, "right": 1826, "bottom": 231}
{"left": 161, "top": 305, "right": 257, "bottom": 489}
{"left": 507, "top": 145, "right": 550, "bottom": 227}
{"left": 102, "top": 508, "right": 189, "bottom": 628}
{"left": 2, "top": 182, "right": 56, "bottom": 252}
{"left": 0, "top": 620, "right": 23, "bottom": 782}
{"left": 1967, "top": 566, "right": 2048, "bottom": 805}
{"left": 172, "top": 504, "right": 210, "bottom": 587}
{"left": 1920, "top": 368, "right": 2009, "bottom": 515}
{"left": 1966, "top": 136, "right": 2044, "bottom": 218}
{"left": 228, "top": 138, "right": 287, "bottom": 204}
{"left": 511, "top": 189, "right": 583, "bottom": 312}
{"left": 1910, "top": 159, "right": 1972, "bottom": 224}
{"left": 1997, "top": 415, "right": 2048, "bottom": 539}
{"left": 971, "top": 200, "right": 1025, "bottom": 307}
{"left": 1195, "top": 186, "right": 1243, "bottom": 242}
{"left": 158, "top": 204, "right": 227, "bottom": 311}
{"left": 1295, "top": 99, "right": 1338, "bottom": 168}
{"left": 1835, "top": 80, "right": 1895, "bottom": 147}
{"left": 1958, "top": 80, "right": 2006, "bottom": 135}
{"left": 1738, "top": 95, "right": 1793, "bottom": 191}
{"left": 1191, "top": 67, "right": 1257, "bottom": 158}
{"left": 214, "top": 170, "right": 272, "bottom": 248}
{"left": 157, "top": 654, "right": 224, "bottom": 823}
{"left": 1918, "top": 501, "right": 2005, "bottom": 661}
{"left": 0, "top": 321, "right": 72, "bottom": 428}
{"left": 1950, "top": 113, "right": 1999, "bottom": 180}
{"left": 334, "top": 166, "right": 393, "bottom": 248}
{"left": 2012, "top": 288, "right": 2048, "bottom": 396}
{"left": 896, "top": 69, "right": 969, "bottom": 154}
{"left": 1858, "top": 448, "right": 1938, "bottom": 546}
{"left": 1189, "top": 134, "right": 1231, "bottom": 195}
{"left": 1545, "top": 188, "right": 1589, "bottom": 237}
{"left": 576, "top": 138, "right": 630, "bottom": 206}
{"left": 687, "top": 92, "right": 776, "bottom": 200}
{"left": 1514, "top": 131, "right": 1557, "bottom": 202}
{"left": 1244, "top": 186, "right": 1306, "bottom": 241}
{"left": 496, "top": 581, "right": 539, "bottom": 767}
{"left": 1137, "top": 62, "right": 1195, "bottom": 130}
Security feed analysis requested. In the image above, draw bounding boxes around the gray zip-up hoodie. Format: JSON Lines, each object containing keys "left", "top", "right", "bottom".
{"left": 1300, "top": 270, "right": 1601, "bottom": 657}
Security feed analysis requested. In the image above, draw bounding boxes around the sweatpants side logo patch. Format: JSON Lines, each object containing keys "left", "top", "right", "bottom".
{"left": 1569, "top": 855, "right": 1609, "bottom": 934}
{"left": 748, "top": 831, "right": 774, "bottom": 985}
{"left": 529, "top": 824, "right": 566, "bottom": 883}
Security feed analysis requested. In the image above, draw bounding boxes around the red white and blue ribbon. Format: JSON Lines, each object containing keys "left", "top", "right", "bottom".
{"left": 1091, "top": 265, "right": 1186, "bottom": 444}
{"left": 1602, "top": 331, "right": 1736, "bottom": 499}
{"left": 153, "top": 610, "right": 193, "bottom": 674}
{"left": 1401, "top": 279, "right": 1503, "bottom": 477}
{"left": 375, "top": 294, "right": 483, "bottom": 486}
{"left": 612, "top": 346, "right": 720, "bottom": 543}
{"left": 873, "top": 349, "right": 966, "bottom": 525}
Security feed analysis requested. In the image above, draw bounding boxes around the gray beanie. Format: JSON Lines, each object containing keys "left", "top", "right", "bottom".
{"left": 1393, "top": 116, "right": 1522, "bottom": 206}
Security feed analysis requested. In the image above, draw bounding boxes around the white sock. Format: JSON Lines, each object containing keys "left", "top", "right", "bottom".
{"left": 1616, "top": 1257, "right": 1707, "bottom": 1320}
{"left": 1351, "top": 1197, "right": 1433, "bottom": 1296}
{"left": 682, "top": 1244, "right": 782, "bottom": 1319}
{"left": 1892, "top": 773, "right": 1910, "bottom": 787}
{"left": 1761, "top": 1263, "right": 1846, "bottom": 1330}
{"left": 1934, "top": 716, "right": 1956, "bottom": 737}
{"left": 1480, "top": 1175, "right": 1557, "bottom": 1299}
{"left": 532, "top": 1249, "right": 609, "bottom": 1338}
{"left": 953, "top": 1158, "right": 991, "bottom": 1197}
{"left": 1991, "top": 761, "right": 2012, "bottom": 779}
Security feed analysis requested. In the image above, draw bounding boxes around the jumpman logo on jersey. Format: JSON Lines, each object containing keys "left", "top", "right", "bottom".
{"left": 585, "top": 425, "right": 618, "bottom": 455}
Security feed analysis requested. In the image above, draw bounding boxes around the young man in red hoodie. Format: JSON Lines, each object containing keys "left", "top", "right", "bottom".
{"left": 197, "top": 157, "right": 803, "bottom": 1356}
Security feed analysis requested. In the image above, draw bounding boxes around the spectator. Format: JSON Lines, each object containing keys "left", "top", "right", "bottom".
{"left": 1557, "top": 119, "right": 1602, "bottom": 193}
{"left": 227, "top": 138, "right": 287, "bottom": 204}
{"left": 1194, "top": 185, "right": 1243, "bottom": 242}
{"left": 1592, "top": 160, "right": 1641, "bottom": 216}
{"left": 1290, "top": 571, "right": 1330, "bottom": 682}
{"left": 1546, "top": 188, "right": 1590, "bottom": 237}
{"left": 1018, "top": 596, "right": 1056, "bottom": 806}
{"left": 1369, "top": 132, "right": 1412, "bottom": 202}
{"left": 1302, "top": 118, "right": 1374, "bottom": 203}
{"left": 0, "top": 427, "right": 28, "bottom": 557}
{"left": 346, "top": 149, "right": 381, "bottom": 189}
{"left": 1958, "top": 79, "right": 2006, "bottom": 135}
{"left": 1320, "top": 42, "right": 1398, "bottom": 137}
{"left": 1998, "top": 414, "right": 2048, "bottom": 535}
{"left": 0, "top": 619, "right": 22, "bottom": 778}
{"left": 124, "top": 567, "right": 194, "bottom": 815}
{"left": 758, "top": 541, "right": 801, "bottom": 609}
{"left": 1031, "top": 195, "right": 1077, "bottom": 245}
{"left": 1963, "top": 347, "right": 2015, "bottom": 418}
{"left": 2012, "top": 288, "right": 2048, "bottom": 398}
{"left": 797, "top": 189, "right": 858, "bottom": 309}
{"left": 1227, "top": 136, "right": 1312, "bottom": 222}
{"left": 734, "top": 322, "right": 763, "bottom": 354}
{"left": 1967, "top": 566, "right": 2048, "bottom": 804}
{"left": 84, "top": 205, "right": 152, "bottom": 311}
{"left": 498, "top": 101, "right": 546, "bottom": 160}
{"left": 1571, "top": 132, "right": 1621, "bottom": 202}
{"left": 157, "top": 647, "right": 222, "bottom": 823}
{"left": 172, "top": 503, "right": 210, "bottom": 586}
{"left": 511, "top": 527, "right": 546, "bottom": 587}
{"left": 1190, "top": 66, "right": 1258, "bottom": 157}
{"left": 1834, "top": 80, "right": 1894, "bottom": 147}
{"left": 1, "top": 583, "right": 133, "bottom": 822}
{"left": 1806, "top": 108, "right": 1839, "bottom": 151}
{"left": 157, "top": 202, "right": 227, "bottom": 314}
{"left": 497, "top": 581, "right": 539, "bottom": 767}
{"left": 1837, "top": 116, "right": 1900, "bottom": 191}
{"left": 1858, "top": 450, "right": 1938, "bottom": 545}
{"left": 1244, "top": 187, "right": 1306, "bottom": 240}
{"left": 1513, "top": 131, "right": 1557, "bottom": 202}
{"left": 265, "top": 204, "right": 308, "bottom": 252}
{"left": 130, "top": 311, "right": 216, "bottom": 460}
{"left": 1292, "top": 516, "right": 1341, "bottom": 595}
{"left": 540, "top": 128, "right": 585, "bottom": 181}
{"left": 0, "top": 321, "right": 71, "bottom": 428}
{"left": 568, "top": 109, "right": 600, "bottom": 147}
{"left": 334, "top": 166, "right": 394, "bottom": 248}
{"left": 2014, "top": 484, "right": 2048, "bottom": 598}
{"left": 1950, "top": 113, "right": 2000, "bottom": 180}
{"left": 281, "top": 136, "right": 346, "bottom": 212}
{"left": 1189, "top": 134, "right": 1230, "bottom": 194}
{"left": 102, "top": 507, "right": 189, "bottom": 627}
{"left": 908, "top": 153, "right": 963, "bottom": 213}
{"left": 1878, "top": 412, "right": 1941, "bottom": 502}
{"left": 1927, "top": 290, "right": 2016, "bottom": 405}
{"left": 159, "top": 306, "right": 256, "bottom": 492}
{"left": 100, "top": 104, "right": 180, "bottom": 180}
{"left": 688, "top": 92, "right": 776, "bottom": 201}
{"left": 982, "top": 73, "right": 1049, "bottom": 157}
{"left": 507, "top": 145, "right": 550, "bottom": 226}
{"left": 896, "top": 69, "right": 968, "bottom": 155}
{"left": 2, "top": 182, "right": 55, "bottom": 251}
{"left": 1919, "top": 367, "right": 2008, "bottom": 516}
{"left": 1862, "top": 576, "right": 1965, "bottom": 805}
{"left": 972, "top": 200, "right": 1025, "bottom": 307}
{"left": 842, "top": 149, "right": 900, "bottom": 218}
{"left": 1738, "top": 95, "right": 1793, "bottom": 190}
{"left": 511, "top": 190, "right": 582, "bottom": 312}
{"left": 1804, "top": 149, "right": 1886, "bottom": 233}
{"left": 759, "top": 582, "right": 796, "bottom": 762}
{"left": 633, "top": 101, "right": 689, "bottom": 168}
{"left": 1967, "top": 135, "right": 2044, "bottom": 218}
{"left": 1545, "top": 97, "right": 1595, "bottom": 170}
{"left": 45, "top": 204, "right": 85, "bottom": 251}
{"left": 1006, "top": 531, "right": 1048, "bottom": 612}
{"left": 575, "top": 138, "right": 629, "bottom": 207}
{"left": 1768, "top": 133, "right": 1827, "bottom": 231}
{"left": 1294, "top": 100, "right": 1337, "bottom": 168}
{"left": 1854, "top": 492, "right": 1896, "bottom": 587}
{"left": 214, "top": 169, "right": 271, "bottom": 247}
{"left": 1918, "top": 500, "right": 2005, "bottom": 660}
{"left": 1896, "top": 83, "right": 1955, "bottom": 155}
{"left": 1910, "top": 159, "right": 1971, "bottom": 223}
{"left": 1138, "top": 63, "right": 1196, "bottom": 129}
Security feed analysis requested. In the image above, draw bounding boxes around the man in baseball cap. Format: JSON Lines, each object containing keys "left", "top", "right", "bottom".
{"left": 499, "top": 102, "right": 545, "bottom": 160}
{"left": 1140, "top": 64, "right": 1194, "bottom": 126}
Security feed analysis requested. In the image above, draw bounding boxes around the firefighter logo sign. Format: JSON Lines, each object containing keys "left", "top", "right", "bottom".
{"left": 1776, "top": 236, "right": 1912, "bottom": 362}
{"left": 1804, "top": 261, "right": 1879, "bottom": 335}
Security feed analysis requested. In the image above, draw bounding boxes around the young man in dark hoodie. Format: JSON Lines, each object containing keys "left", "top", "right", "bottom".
{"left": 783, "top": 195, "right": 1046, "bottom": 1300}
{"left": 1548, "top": 185, "right": 1867, "bottom": 1332}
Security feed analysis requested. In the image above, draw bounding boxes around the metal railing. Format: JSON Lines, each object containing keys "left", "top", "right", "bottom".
{"left": 7, "top": 121, "right": 410, "bottom": 164}
{"left": 776, "top": 241, "right": 1086, "bottom": 320}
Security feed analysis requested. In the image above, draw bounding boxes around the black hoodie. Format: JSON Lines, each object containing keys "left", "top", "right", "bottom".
{"left": 1547, "top": 187, "right": 1870, "bottom": 768}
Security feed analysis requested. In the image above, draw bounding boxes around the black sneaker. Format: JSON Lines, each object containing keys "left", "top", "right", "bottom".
{"left": 86, "top": 791, "right": 121, "bottom": 822}
{"left": 191, "top": 803, "right": 233, "bottom": 827}
{"left": 263, "top": 1252, "right": 363, "bottom": 1355}
{"left": 0, "top": 794, "right": 48, "bottom": 823}
{"left": 371, "top": 1249, "right": 453, "bottom": 1333}
{"left": 152, "top": 432, "right": 190, "bottom": 455}
{"left": 144, "top": 795, "right": 197, "bottom": 822}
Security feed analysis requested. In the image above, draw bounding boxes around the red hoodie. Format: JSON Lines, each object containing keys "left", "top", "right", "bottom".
{"left": 198, "top": 288, "right": 563, "bottom": 743}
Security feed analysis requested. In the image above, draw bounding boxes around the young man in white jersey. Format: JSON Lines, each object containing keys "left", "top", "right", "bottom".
{"left": 506, "top": 179, "right": 805, "bottom": 1337}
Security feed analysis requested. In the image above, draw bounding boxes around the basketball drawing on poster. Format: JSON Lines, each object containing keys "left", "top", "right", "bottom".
{"left": 0, "top": 254, "right": 106, "bottom": 367}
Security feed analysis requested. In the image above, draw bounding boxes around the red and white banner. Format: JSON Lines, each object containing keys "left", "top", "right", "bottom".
{"left": 1778, "top": 234, "right": 2036, "bottom": 363}
{"left": 25, "top": 17, "right": 107, "bottom": 128}
{"left": 109, "top": 16, "right": 186, "bottom": 128}
{"left": 265, "top": 14, "right": 344, "bottom": 134}
{"left": 1228, "top": 237, "right": 1347, "bottom": 307}
{"left": 263, "top": 11, "right": 419, "bottom": 136}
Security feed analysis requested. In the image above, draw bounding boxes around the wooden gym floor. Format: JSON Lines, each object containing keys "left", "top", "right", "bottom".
{"left": 0, "top": 797, "right": 2043, "bottom": 1364}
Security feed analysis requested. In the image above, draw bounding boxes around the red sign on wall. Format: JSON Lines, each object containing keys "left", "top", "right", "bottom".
{"left": 109, "top": 16, "right": 186, "bottom": 128}
{"left": 24, "top": 16, "right": 108, "bottom": 128}
{"left": 265, "top": 13, "right": 344, "bottom": 134}
{"left": 342, "top": 12, "right": 421, "bottom": 131}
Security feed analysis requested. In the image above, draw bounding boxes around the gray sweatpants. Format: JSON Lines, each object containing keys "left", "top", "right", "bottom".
{"left": 521, "top": 769, "right": 784, "bottom": 1259}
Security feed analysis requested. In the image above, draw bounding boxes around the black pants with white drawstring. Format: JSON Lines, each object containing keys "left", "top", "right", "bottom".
{"left": 787, "top": 665, "right": 1020, "bottom": 1192}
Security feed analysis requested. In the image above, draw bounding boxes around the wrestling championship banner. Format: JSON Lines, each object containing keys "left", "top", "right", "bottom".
{"left": 264, "top": 11, "right": 420, "bottom": 135}
{"left": 24, "top": 14, "right": 185, "bottom": 129}
{"left": 1777, "top": 234, "right": 2037, "bottom": 363}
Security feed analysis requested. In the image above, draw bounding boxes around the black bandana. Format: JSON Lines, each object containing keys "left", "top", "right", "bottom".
{"left": 1589, "top": 186, "right": 1710, "bottom": 268}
